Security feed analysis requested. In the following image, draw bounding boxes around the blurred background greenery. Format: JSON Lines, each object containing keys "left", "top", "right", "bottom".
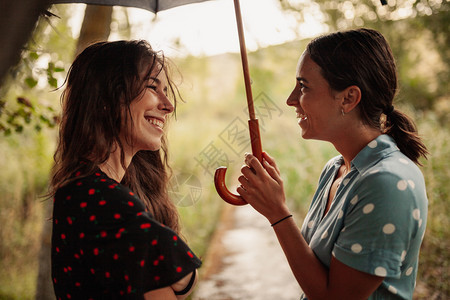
{"left": 0, "top": 0, "right": 448, "bottom": 299}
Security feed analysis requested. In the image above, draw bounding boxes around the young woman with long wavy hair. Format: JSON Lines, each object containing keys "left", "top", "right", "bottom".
{"left": 50, "top": 40, "right": 201, "bottom": 299}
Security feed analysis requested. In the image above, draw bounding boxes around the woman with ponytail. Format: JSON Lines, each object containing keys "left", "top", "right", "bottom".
{"left": 50, "top": 40, "right": 201, "bottom": 299}
{"left": 237, "top": 28, "right": 428, "bottom": 299}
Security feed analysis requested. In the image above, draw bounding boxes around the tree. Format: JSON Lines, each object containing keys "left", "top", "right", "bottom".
{"left": 0, "top": 0, "right": 50, "bottom": 87}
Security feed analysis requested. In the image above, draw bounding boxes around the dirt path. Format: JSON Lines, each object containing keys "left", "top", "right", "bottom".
{"left": 193, "top": 205, "right": 302, "bottom": 300}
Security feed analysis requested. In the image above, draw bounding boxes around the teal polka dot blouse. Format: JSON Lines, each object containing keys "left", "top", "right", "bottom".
{"left": 300, "top": 134, "right": 428, "bottom": 299}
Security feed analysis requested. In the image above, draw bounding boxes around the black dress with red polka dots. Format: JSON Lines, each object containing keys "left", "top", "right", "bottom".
{"left": 51, "top": 169, "right": 202, "bottom": 299}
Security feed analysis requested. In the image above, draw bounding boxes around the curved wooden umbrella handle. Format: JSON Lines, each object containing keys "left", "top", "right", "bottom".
{"left": 214, "top": 119, "right": 262, "bottom": 205}
{"left": 214, "top": 167, "right": 247, "bottom": 206}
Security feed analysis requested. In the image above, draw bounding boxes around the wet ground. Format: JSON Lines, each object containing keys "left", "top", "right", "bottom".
{"left": 193, "top": 205, "right": 302, "bottom": 300}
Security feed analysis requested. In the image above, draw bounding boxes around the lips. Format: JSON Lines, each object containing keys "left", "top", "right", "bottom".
{"left": 144, "top": 116, "right": 164, "bottom": 129}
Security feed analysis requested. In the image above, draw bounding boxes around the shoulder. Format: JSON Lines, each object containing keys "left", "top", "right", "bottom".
{"left": 54, "top": 171, "right": 147, "bottom": 216}
{"left": 358, "top": 151, "right": 425, "bottom": 194}
{"left": 347, "top": 152, "right": 427, "bottom": 219}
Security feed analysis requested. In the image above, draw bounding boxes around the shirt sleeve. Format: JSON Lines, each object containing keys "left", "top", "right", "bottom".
{"left": 332, "top": 171, "right": 421, "bottom": 278}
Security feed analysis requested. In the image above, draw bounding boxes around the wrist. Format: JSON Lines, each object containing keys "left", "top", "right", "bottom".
{"left": 267, "top": 205, "right": 291, "bottom": 224}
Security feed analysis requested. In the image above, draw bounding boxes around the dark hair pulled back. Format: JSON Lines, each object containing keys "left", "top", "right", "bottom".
{"left": 307, "top": 28, "right": 428, "bottom": 164}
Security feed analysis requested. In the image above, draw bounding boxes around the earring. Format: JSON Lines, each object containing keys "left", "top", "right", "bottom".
{"left": 341, "top": 109, "right": 345, "bottom": 116}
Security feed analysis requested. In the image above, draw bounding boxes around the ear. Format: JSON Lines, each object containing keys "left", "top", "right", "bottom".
{"left": 340, "top": 85, "right": 361, "bottom": 114}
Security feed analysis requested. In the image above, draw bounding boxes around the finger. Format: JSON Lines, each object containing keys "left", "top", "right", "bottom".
{"left": 236, "top": 185, "right": 248, "bottom": 198}
{"left": 238, "top": 175, "right": 248, "bottom": 187}
{"left": 263, "top": 152, "right": 280, "bottom": 174}
{"left": 245, "top": 153, "right": 265, "bottom": 175}
{"left": 240, "top": 165, "right": 256, "bottom": 179}
{"left": 263, "top": 159, "right": 283, "bottom": 185}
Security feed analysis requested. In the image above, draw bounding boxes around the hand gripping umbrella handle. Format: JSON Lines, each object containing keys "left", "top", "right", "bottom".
{"left": 214, "top": 0, "right": 263, "bottom": 206}
{"left": 214, "top": 119, "right": 262, "bottom": 206}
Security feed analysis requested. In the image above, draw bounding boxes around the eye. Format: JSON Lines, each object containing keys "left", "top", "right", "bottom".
{"left": 147, "top": 85, "right": 157, "bottom": 91}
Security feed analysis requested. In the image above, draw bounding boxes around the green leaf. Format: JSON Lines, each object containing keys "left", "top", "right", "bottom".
{"left": 15, "top": 125, "right": 23, "bottom": 133}
{"left": 29, "top": 52, "right": 39, "bottom": 60}
{"left": 48, "top": 77, "right": 58, "bottom": 88}
{"left": 54, "top": 67, "right": 64, "bottom": 72}
{"left": 25, "top": 77, "right": 38, "bottom": 88}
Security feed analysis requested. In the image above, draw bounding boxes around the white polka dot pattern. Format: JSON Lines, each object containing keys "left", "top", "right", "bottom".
{"left": 368, "top": 140, "right": 378, "bottom": 148}
{"left": 383, "top": 223, "right": 396, "bottom": 234}
{"left": 351, "top": 243, "right": 362, "bottom": 253}
{"left": 375, "top": 266, "right": 387, "bottom": 276}
{"left": 399, "top": 158, "right": 409, "bottom": 164}
{"left": 397, "top": 180, "right": 408, "bottom": 191}
{"left": 401, "top": 250, "right": 407, "bottom": 262}
{"left": 388, "top": 285, "right": 398, "bottom": 294}
{"left": 363, "top": 203, "right": 375, "bottom": 214}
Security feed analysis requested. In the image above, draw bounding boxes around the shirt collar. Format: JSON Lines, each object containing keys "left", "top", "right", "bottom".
{"left": 351, "top": 134, "right": 400, "bottom": 174}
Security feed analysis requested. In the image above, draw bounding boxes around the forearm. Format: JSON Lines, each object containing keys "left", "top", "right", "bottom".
{"left": 171, "top": 270, "right": 198, "bottom": 300}
{"left": 144, "top": 286, "right": 177, "bottom": 300}
{"left": 272, "top": 216, "right": 330, "bottom": 299}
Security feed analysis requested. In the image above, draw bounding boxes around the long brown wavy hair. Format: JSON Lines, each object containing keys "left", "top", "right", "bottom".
{"left": 50, "top": 40, "right": 181, "bottom": 233}
{"left": 306, "top": 28, "right": 428, "bottom": 165}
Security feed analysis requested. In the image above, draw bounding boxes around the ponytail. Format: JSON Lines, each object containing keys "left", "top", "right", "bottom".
{"left": 385, "top": 108, "right": 428, "bottom": 166}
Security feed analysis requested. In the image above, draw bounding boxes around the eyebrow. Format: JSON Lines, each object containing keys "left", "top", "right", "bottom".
{"left": 148, "top": 77, "right": 161, "bottom": 84}
{"left": 296, "top": 77, "right": 308, "bottom": 83}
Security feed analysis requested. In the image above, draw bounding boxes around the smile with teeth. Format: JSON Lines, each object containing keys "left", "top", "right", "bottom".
{"left": 145, "top": 117, "right": 164, "bottom": 129}
{"left": 297, "top": 112, "right": 308, "bottom": 120}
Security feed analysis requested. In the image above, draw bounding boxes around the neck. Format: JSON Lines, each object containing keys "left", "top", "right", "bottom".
{"left": 99, "top": 145, "right": 133, "bottom": 182}
{"left": 333, "top": 124, "right": 381, "bottom": 168}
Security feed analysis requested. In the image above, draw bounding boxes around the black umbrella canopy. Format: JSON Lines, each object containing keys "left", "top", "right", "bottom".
{"left": 51, "top": 0, "right": 213, "bottom": 13}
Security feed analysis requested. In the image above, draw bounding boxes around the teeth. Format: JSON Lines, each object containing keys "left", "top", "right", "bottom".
{"left": 297, "top": 113, "right": 307, "bottom": 120}
{"left": 146, "top": 117, "right": 164, "bottom": 129}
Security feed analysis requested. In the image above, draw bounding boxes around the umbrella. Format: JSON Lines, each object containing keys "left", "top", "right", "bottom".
{"left": 52, "top": 0, "right": 213, "bottom": 12}
{"left": 50, "top": 0, "right": 261, "bottom": 206}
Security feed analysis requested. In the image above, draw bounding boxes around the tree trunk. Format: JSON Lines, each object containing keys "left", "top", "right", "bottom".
{"left": 0, "top": 0, "right": 50, "bottom": 86}
{"left": 35, "top": 5, "right": 113, "bottom": 299}
{"left": 75, "top": 5, "right": 113, "bottom": 56}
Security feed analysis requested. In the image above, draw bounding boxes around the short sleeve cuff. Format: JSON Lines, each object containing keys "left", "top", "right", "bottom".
{"left": 332, "top": 243, "right": 402, "bottom": 278}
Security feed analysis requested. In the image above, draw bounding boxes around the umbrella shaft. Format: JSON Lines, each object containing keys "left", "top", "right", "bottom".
{"left": 233, "top": 0, "right": 256, "bottom": 120}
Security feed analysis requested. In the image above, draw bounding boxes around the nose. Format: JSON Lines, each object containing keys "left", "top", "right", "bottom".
{"left": 159, "top": 94, "right": 174, "bottom": 114}
{"left": 286, "top": 82, "right": 301, "bottom": 107}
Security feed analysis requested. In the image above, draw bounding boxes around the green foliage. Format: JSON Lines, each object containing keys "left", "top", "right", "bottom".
{"left": 0, "top": 5, "right": 76, "bottom": 136}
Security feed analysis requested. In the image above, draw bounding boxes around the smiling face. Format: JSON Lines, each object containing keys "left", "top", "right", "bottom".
{"left": 286, "top": 51, "right": 344, "bottom": 142}
{"left": 122, "top": 66, "right": 174, "bottom": 153}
